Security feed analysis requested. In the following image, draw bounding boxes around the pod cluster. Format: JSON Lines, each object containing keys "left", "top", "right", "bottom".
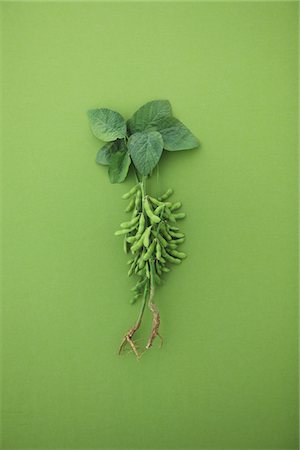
{"left": 115, "top": 183, "right": 187, "bottom": 304}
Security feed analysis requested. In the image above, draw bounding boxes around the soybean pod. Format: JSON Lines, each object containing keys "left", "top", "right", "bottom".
{"left": 137, "top": 213, "right": 146, "bottom": 236}
{"left": 138, "top": 250, "right": 146, "bottom": 269}
{"left": 143, "top": 239, "right": 156, "bottom": 261}
{"left": 172, "top": 237, "right": 185, "bottom": 244}
{"left": 126, "top": 236, "right": 136, "bottom": 244}
{"left": 120, "top": 215, "right": 140, "bottom": 229}
{"left": 173, "top": 212, "right": 186, "bottom": 220}
{"left": 148, "top": 196, "right": 162, "bottom": 207}
{"left": 170, "top": 201, "right": 182, "bottom": 211}
{"left": 154, "top": 204, "right": 165, "bottom": 216}
{"left": 128, "top": 255, "right": 139, "bottom": 276}
{"left": 115, "top": 228, "right": 131, "bottom": 236}
{"left": 169, "top": 230, "right": 185, "bottom": 239}
{"left": 158, "top": 188, "right": 173, "bottom": 201}
{"left": 122, "top": 184, "right": 139, "bottom": 199}
{"left": 164, "top": 253, "right": 182, "bottom": 265}
{"left": 131, "top": 230, "right": 146, "bottom": 253}
{"left": 157, "top": 233, "right": 168, "bottom": 247}
{"left": 156, "top": 241, "right": 162, "bottom": 260}
{"left": 143, "top": 226, "right": 152, "bottom": 248}
{"left": 144, "top": 197, "right": 161, "bottom": 224}
{"left": 169, "top": 249, "right": 187, "bottom": 259}
{"left": 135, "top": 189, "right": 142, "bottom": 210}
{"left": 160, "top": 223, "right": 172, "bottom": 241}
{"left": 125, "top": 197, "right": 135, "bottom": 212}
{"left": 146, "top": 261, "right": 150, "bottom": 279}
{"left": 155, "top": 261, "right": 162, "bottom": 276}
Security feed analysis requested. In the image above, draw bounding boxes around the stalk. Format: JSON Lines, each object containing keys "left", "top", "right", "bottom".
{"left": 145, "top": 260, "right": 162, "bottom": 349}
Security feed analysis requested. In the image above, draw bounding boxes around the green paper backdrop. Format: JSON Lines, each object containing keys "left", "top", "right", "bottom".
{"left": 1, "top": 1, "right": 298, "bottom": 449}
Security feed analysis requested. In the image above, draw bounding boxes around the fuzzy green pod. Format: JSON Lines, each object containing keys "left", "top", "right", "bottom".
{"left": 163, "top": 208, "right": 176, "bottom": 223}
{"left": 125, "top": 197, "right": 135, "bottom": 212}
{"left": 115, "top": 228, "right": 131, "bottom": 236}
{"left": 160, "top": 245, "right": 167, "bottom": 258}
{"left": 169, "top": 231, "right": 185, "bottom": 239}
{"left": 158, "top": 188, "right": 173, "bottom": 201}
{"left": 128, "top": 261, "right": 136, "bottom": 276}
{"left": 173, "top": 212, "right": 186, "bottom": 220}
{"left": 164, "top": 253, "right": 182, "bottom": 265}
{"left": 160, "top": 256, "right": 166, "bottom": 264}
{"left": 157, "top": 233, "right": 168, "bottom": 247}
{"left": 169, "top": 249, "right": 187, "bottom": 259}
{"left": 161, "top": 266, "right": 170, "bottom": 273}
{"left": 168, "top": 225, "right": 180, "bottom": 231}
{"left": 120, "top": 215, "right": 140, "bottom": 229}
{"left": 138, "top": 250, "right": 146, "bottom": 269}
{"left": 155, "top": 261, "right": 162, "bottom": 276}
{"left": 143, "top": 226, "right": 152, "bottom": 248}
{"left": 148, "top": 196, "right": 163, "bottom": 207}
{"left": 173, "top": 237, "right": 185, "bottom": 244}
{"left": 127, "top": 223, "right": 139, "bottom": 233}
{"left": 154, "top": 204, "right": 165, "bottom": 216}
{"left": 146, "top": 262, "right": 150, "bottom": 279}
{"left": 135, "top": 189, "right": 142, "bottom": 210}
{"left": 160, "top": 223, "right": 172, "bottom": 241}
{"left": 168, "top": 215, "right": 177, "bottom": 224}
{"left": 122, "top": 184, "right": 139, "bottom": 199}
{"left": 131, "top": 230, "right": 146, "bottom": 253}
{"left": 156, "top": 240, "right": 162, "bottom": 260}
{"left": 126, "top": 236, "right": 136, "bottom": 244}
{"left": 132, "top": 277, "right": 147, "bottom": 293}
{"left": 170, "top": 201, "right": 182, "bottom": 211}
{"left": 167, "top": 242, "right": 178, "bottom": 250}
{"left": 143, "top": 239, "right": 156, "bottom": 261}
{"left": 144, "top": 197, "right": 161, "bottom": 224}
{"left": 137, "top": 213, "right": 146, "bottom": 235}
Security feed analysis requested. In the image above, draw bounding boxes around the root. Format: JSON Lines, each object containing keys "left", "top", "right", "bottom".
{"left": 146, "top": 286, "right": 163, "bottom": 350}
{"left": 118, "top": 284, "right": 148, "bottom": 359}
{"left": 118, "top": 323, "right": 142, "bottom": 359}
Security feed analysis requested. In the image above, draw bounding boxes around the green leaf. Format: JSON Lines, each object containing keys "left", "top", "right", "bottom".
{"left": 108, "top": 148, "right": 131, "bottom": 184}
{"left": 127, "top": 100, "right": 172, "bottom": 134}
{"left": 128, "top": 131, "right": 163, "bottom": 176}
{"left": 158, "top": 117, "right": 199, "bottom": 151}
{"left": 96, "top": 140, "right": 119, "bottom": 165}
{"left": 96, "top": 139, "right": 127, "bottom": 165}
{"left": 87, "top": 108, "right": 127, "bottom": 141}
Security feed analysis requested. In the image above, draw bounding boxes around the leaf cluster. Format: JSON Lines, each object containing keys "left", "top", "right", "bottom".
{"left": 87, "top": 100, "right": 199, "bottom": 183}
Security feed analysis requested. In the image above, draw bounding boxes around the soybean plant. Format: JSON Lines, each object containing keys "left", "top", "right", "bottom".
{"left": 87, "top": 100, "right": 199, "bottom": 358}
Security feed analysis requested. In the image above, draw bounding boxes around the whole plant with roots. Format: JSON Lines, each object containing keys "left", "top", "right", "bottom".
{"left": 87, "top": 100, "right": 199, "bottom": 359}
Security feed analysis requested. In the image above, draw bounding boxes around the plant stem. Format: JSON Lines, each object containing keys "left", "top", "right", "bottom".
{"left": 133, "top": 166, "right": 140, "bottom": 184}
{"left": 140, "top": 175, "right": 147, "bottom": 200}
{"left": 135, "top": 283, "right": 149, "bottom": 328}
{"left": 146, "top": 260, "right": 162, "bottom": 349}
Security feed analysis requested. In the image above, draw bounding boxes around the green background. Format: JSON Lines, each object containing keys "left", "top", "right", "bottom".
{"left": 1, "top": 1, "right": 298, "bottom": 449}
